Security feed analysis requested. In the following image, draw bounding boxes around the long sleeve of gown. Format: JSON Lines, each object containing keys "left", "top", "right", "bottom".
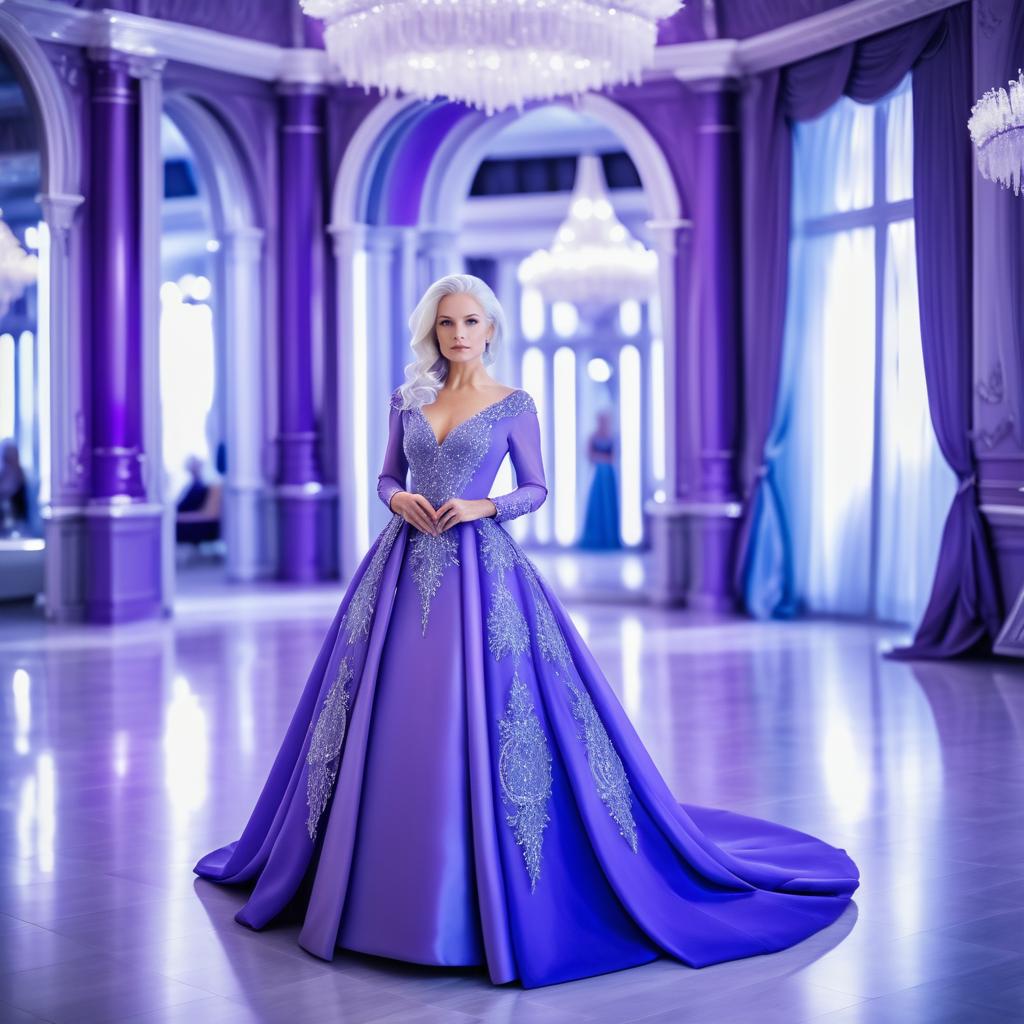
{"left": 376, "top": 394, "right": 408, "bottom": 512}
{"left": 490, "top": 408, "right": 548, "bottom": 523}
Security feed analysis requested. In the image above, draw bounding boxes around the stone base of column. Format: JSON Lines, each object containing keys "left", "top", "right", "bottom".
{"left": 276, "top": 485, "right": 339, "bottom": 582}
{"left": 42, "top": 507, "right": 89, "bottom": 622}
{"left": 644, "top": 500, "right": 689, "bottom": 607}
{"left": 83, "top": 500, "right": 164, "bottom": 623}
{"left": 225, "top": 483, "right": 276, "bottom": 582}
{"left": 683, "top": 500, "right": 743, "bottom": 613}
{"left": 645, "top": 498, "right": 743, "bottom": 612}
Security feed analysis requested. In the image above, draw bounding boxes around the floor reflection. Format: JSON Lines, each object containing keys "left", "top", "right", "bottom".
{"left": 0, "top": 576, "right": 1021, "bottom": 1022}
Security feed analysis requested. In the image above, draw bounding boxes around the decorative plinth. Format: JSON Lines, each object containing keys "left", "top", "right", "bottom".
{"left": 276, "top": 485, "right": 338, "bottom": 582}
{"left": 645, "top": 498, "right": 743, "bottom": 613}
{"left": 645, "top": 499, "right": 689, "bottom": 607}
{"left": 82, "top": 501, "right": 164, "bottom": 623}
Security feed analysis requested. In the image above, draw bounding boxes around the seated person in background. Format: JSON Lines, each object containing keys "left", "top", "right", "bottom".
{"left": 176, "top": 455, "right": 209, "bottom": 513}
{"left": 175, "top": 454, "right": 221, "bottom": 547}
{"left": 0, "top": 438, "right": 28, "bottom": 535}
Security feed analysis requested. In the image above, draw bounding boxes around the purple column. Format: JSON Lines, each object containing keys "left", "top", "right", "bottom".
{"left": 89, "top": 57, "right": 145, "bottom": 498}
{"left": 686, "top": 82, "right": 743, "bottom": 611}
{"left": 83, "top": 53, "right": 162, "bottom": 624}
{"left": 276, "top": 84, "right": 335, "bottom": 581}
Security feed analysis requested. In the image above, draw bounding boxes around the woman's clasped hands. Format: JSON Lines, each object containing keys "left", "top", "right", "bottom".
{"left": 390, "top": 491, "right": 496, "bottom": 536}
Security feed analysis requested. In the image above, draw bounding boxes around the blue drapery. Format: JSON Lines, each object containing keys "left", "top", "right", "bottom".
{"left": 736, "top": 5, "right": 1003, "bottom": 655}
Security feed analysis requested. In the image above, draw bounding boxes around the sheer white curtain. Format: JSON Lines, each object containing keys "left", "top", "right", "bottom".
{"left": 779, "top": 77, "right": 955, "bottom": 625}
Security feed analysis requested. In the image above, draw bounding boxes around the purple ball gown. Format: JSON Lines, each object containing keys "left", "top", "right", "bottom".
{"left": 194, "top": 386, "right": 859, "bottom": 989}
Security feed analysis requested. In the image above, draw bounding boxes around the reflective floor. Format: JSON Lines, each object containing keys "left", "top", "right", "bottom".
{"left": 1, "top": 568, "right": 1022, "bottom": 1022}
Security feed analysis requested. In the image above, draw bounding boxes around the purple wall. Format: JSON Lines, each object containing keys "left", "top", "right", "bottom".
{"left": 71, "top": 0, "right": 299, "bottom": 47}
{"left": 972, "top": 0, "right": 1024, "bottom": 609}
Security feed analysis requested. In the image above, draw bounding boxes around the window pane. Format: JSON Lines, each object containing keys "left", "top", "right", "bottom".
{"left": 781, "top": 227, "right": 876, "bottom": 616}
{"left": 0, "top": 333, "right": 14, "bottom": 439}
{"left": 885, "top": 75, "right": 913, "bottom": 203}
{"left": 876, "top": 219, "right": 956, "bottom": 624}
{"left": 520, "top": 286, "right": 544, "bottom": 340}
{"left": 793, "top": 95, "right": 874, "bottom": 220}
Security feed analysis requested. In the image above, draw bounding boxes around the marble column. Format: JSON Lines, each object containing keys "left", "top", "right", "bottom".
{"left": 684, "top": 81, "right": 744, "bottom": 612}
{"left": 276, "top": 83, "right": 335, "bottom": 581}
{"left": 82, "top": 52, "right": 163, "bottom": 623}
{"left": 417, "top": 226, "right": 461, "bottom": 292}
{"left": 39, "top": 192, "right": 88, "bottom": 622}
{"left": 644, "top": 217, "right": 695, "bottom": 607}
{"left": 221, "top": 226, "right": 273, "bottom": 582}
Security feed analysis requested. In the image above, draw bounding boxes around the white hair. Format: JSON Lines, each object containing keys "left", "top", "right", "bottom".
{"left": 396, "top": 274, "right": 508, "bottom": 409}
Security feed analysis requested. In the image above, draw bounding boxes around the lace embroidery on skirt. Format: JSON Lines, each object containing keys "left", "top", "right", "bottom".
{"left": 305, "top": 513, "right": 404, "bottom": 840}
{"left": 478, "top": 518, "right": 639, "bottom": 866}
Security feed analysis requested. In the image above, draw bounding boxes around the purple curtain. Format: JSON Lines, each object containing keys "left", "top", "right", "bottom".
{"left": 736, "top": 4, "right": 1002, "bottom": 655}
{"left": 891, "top": 6, "right": 1003, "bottom": 657}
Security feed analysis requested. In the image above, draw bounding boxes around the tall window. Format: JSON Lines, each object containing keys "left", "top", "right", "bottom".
{"left": 777, "top": 76, "right": 956, "bottom": 625}
{"left": 512, "top": 285, "right": 662, "bottom": 550}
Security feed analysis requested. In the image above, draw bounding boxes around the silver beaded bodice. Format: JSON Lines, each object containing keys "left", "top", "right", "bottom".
{"left": 397, "top": 388, "right": 538, "bottom": 635}
{"left": 401, "top": 388, "right": 536, "bottom": 507}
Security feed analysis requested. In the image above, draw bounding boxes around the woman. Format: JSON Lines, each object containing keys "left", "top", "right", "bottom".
{"left": 579, "top": 409, "right": 622, "bottom": 550}
{"left": 194, "top": 274, "right": 859, "bottom": 989}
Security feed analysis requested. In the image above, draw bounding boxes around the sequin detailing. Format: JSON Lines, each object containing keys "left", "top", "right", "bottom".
{"left": 408, "top": 529, "right": 460, "bottom": 634}
{"left": 305, "top": 514, "right": 403, "bottom": 841}
{"left": 566, "top": 679, "right": 639, "bottom": 852}
{"left": 306, "top": 656, "right": 353, "bottom": 840}
{"left": 498, "top": 673, "right": 552, "bottom": 892}
{"left": 344, "top": 514, "right": 403, "bottom": 645}
{"left": 492, "top": 492, "right": 534, "bottom": 523}
{"left": 481, "top": 508, "right": 552, "bottom": 886}
{"left": 477, "top": 517, "right": 639, "bottom": 857}
{"left": 400, "top": 388, "right": 537, "bottom": 634}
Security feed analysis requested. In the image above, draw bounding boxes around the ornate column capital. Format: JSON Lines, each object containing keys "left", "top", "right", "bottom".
{"left": 37, "top": 192, "right": 85, "bottom": 234}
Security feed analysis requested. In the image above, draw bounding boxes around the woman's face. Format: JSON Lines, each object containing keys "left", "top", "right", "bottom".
{"left": 435, "top": 292, "right": 493, "bottom": 365}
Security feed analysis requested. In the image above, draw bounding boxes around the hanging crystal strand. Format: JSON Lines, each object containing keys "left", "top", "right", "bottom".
{"left": 969, "top": 70, "right": 1024, "bottom": 196}
{"left": 303, "top": 0, "right": 683, "bottom": 114}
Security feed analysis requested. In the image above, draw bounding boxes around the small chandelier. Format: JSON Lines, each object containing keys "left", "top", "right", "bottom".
{"left": 301, "top": 0, "right": 684, "bottom": 116}
{"left": 969, "top": 70, "right": 1024, "bottom": 195}
{"left": 518, "top": 153, "right": 657, "bottom": 310}
{"left": 0, "top": 218, "right": 38, "bottom": 319}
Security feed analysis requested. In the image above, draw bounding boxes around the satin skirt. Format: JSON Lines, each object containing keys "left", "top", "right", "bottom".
{"left": 194, "top": 517, "right": 859, "bottom": 989}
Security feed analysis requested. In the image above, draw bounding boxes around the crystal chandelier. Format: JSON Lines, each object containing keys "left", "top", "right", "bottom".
{"left": 969, "top": 70, "right": 1024, "bottom": 195}
{"left": 0, "top": 218, "right": 38, "bottom": 319}
{"left": 300, "top": 0, "right": 684, "bottom": 115}
{"left": 518, "top": 153, "right": 657, "bottom": 310}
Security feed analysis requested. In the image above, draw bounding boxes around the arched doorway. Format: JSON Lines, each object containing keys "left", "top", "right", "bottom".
{"left": 330, "top": 95, "right": 684, "bottom": 580}
{"left": 159, "top": 92, "right": 270, "bottom": 598}
{"left": 0, "top": 11, "right": 84, "bottom": 619}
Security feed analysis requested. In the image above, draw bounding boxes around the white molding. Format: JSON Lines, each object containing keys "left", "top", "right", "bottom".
{"left": 329, "top": 95, "right": 419, "bottom": 229}
{"left": 654, "top": 39, "right": 741, "bottom": 81}
{"left": 6, "top": 0, "right": 963, "bottom": 85}
{"left": 0, "top": 6, "right": 81, "bottom": 194}
{"left": 5, "top": 0, "right": 292, "bottom": 81}
{"left": 737, "top": 0, "right": 963, "bottom": 75}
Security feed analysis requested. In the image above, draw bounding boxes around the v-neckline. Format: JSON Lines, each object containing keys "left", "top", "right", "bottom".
{"left": 416, "top": 389, "right": 521, "bottom": 448}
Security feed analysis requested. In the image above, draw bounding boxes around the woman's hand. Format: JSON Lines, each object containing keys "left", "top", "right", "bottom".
{"left": 435, "top": 497, "right": 496, "bottom": 533}
{"left": 390, "top": 491, "right": 443, "bottom": 536}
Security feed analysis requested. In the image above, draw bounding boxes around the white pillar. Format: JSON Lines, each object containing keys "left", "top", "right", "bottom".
{"left": 219, "top": 226, "right": 271, "bottom": 581}
{"left": 329, "top": 222, "right": 368, "bottom": 581}
{"left": 417, "top": 226, "right": 460, "bottom": 293}
{"left": 135, "top": 57, "right": 172, "bottom": 613}
{"left": 38, "top": 192, "right": 86, "bottom": 621}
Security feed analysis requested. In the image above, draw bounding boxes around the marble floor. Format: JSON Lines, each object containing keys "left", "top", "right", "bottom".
{"left": 1, "top": 559, "right": 1023, "bottom": 1023}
